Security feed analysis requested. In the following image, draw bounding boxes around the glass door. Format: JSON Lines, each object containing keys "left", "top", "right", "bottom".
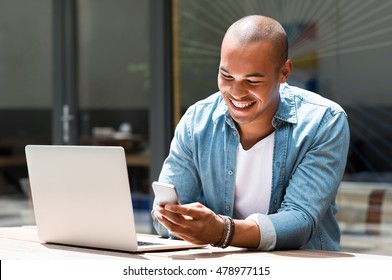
{"left": 76, "top": 0, "right": 151, "bottom": 232}
{"left": 0, "top": 0, "right": 151, "bottom": 232}
{"left": 0, "top": 0, "right": 52, "bottom": 225}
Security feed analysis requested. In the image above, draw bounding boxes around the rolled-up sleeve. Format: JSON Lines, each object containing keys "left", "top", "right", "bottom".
{"left": 246, "top": 213, "right": 276, "bottom": 251}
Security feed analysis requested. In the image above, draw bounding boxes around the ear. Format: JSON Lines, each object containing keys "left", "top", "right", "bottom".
{"left": 279, "top": 59, "right": 292, "bottom": 83}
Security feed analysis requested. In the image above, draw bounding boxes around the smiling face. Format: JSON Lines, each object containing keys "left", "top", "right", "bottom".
{"left": 218, "top": 36, "right": 291, "bottom": 131}
{"left": 219, "top": 39, "right": 279, "bottom": 125}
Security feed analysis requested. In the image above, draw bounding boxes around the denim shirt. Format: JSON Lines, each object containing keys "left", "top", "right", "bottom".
{"left": 152, "top": 83, "right": 350, "bottom": 251}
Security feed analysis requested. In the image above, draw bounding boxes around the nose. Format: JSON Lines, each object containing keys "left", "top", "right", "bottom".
{"left": 230, "top": 81, "right": 248, "bottom": 97}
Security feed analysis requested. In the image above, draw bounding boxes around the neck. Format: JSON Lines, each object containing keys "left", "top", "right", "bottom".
{"left": 237, "top": 122, "right": 275, "bottom": 150}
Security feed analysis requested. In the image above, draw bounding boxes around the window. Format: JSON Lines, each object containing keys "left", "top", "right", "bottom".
{"left": 176, "top": 0, "right": 392, "bottom": 183}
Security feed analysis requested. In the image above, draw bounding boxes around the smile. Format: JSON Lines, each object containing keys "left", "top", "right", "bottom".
{"left": 231, "top": 99, "right": 255, "bottom": 109}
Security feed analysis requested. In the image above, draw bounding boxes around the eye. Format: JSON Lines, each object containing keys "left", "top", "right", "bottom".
{"left": 220, "top": 72, "right": 233, "bottom": 80}
{"left": 247, "top": 80, "right": 261, "bottom": 85}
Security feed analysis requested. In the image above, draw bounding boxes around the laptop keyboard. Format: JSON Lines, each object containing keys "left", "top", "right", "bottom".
{"left": 137, "top": 240, "right": 164, "bottom": 246}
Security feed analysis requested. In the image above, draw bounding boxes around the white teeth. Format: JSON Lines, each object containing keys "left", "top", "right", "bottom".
{"left": 232, "top": 100, "right": 253, "bottom": 108}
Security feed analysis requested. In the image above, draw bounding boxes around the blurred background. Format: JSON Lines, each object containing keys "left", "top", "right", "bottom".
{"left": 1, "top": 0, "right": 391, "bottom": 255}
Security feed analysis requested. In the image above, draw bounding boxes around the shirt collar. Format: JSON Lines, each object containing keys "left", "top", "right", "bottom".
{"left": 273, "top": 83, "right": 297, "bottom": 128}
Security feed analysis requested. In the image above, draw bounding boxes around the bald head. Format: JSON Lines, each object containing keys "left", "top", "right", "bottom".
{"left": 223, "top": 15, "right": 288, "bottom": 66}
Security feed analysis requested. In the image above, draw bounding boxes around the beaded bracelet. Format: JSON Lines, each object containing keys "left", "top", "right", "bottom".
{"left": 211, "top": 215, "right": 235, "bottom": 248}
{"left": 211, "top": 215, "right": 230, "bottom": 248}
{"left": 222, "top": 216, "right": 235, "bottom": 248}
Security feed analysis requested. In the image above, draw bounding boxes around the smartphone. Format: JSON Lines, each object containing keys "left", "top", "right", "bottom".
{"left": 152, "top": 181, "right": 181, "bottom": 205}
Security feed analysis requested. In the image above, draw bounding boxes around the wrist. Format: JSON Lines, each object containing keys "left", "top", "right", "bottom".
{"left": 210, "top": 214, "right": 224, "bottom": 246}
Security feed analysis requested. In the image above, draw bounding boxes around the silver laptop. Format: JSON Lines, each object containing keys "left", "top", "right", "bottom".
{"left": 25, "top": 145, "right": 202, "bottom": 252}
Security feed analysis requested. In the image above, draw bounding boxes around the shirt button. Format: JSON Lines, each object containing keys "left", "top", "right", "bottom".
{"left": 225, "top": 206, "right": 230, "bottom": 211}
{"left": 233, "top": 131, "right": 238, "bottom": 136}
{"left": 273, "top": 199, "right": 278, "bottom": 204}
{"left": 228, "top": 170, "right": 234, "bottom": 175}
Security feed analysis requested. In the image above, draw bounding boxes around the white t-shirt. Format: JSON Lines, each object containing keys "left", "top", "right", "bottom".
{"left": 234, "top": 132, "right": 275, "bottom": 219}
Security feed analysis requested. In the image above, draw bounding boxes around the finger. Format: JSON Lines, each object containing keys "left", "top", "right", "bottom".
{"left": 164, "top": 203, "right": 204, "bottom": 219}
{"left": 155, "top": 206, "right": 220, "bottom": 245}
{"left": 155, "top": 210, "right": 194, "bottom": 239}
{"left": 156, "top": 205, "right": 194, "bottom": 225}
{"left": 154, "top": 209, "right": 183, "bottom": 231}
{"left": 154, "top": 210, "right": 173, "bottom": 227}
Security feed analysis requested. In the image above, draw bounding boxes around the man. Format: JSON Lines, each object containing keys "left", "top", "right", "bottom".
{"left": 152, "top": 15, "right": 350, "bottom": 251}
